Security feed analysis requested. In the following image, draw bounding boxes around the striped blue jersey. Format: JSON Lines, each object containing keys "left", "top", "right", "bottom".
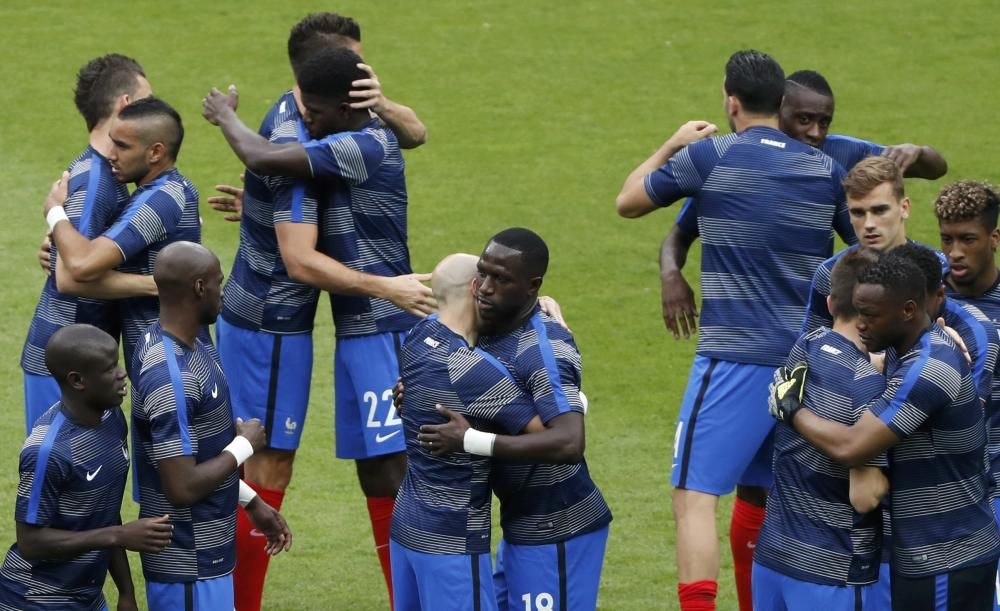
{"left": 393, "top": 316, "right": 537, "bottom": 555}
{"left": 104, "top": 169, "right": 200, "bottom": 373}
{"left": 946, "top": 276, "right": 1000, "bottom": 498}
{"left": 21, "top": 147, "right": 130, "bottom": 376}
{"left": 477, "top": 308, "right": 612, "bottom": 545}
{"left": 308, "top": 118, "right": 420, "bottom": 337}
{"left": 644, "top": 126, "right": 855, "bottom": 366}
{"left": 869, "top": 325, "right": 999, "bottom": 577}
{"left": 821, "top": 134, "right": 884, "bottom": 172}
{"left": 802, "top": 242, "right": 948, "bottom": 334}
{"left": 0, "top": 405, "right": 129, "bottom": 610}
{"left": 130, "top": 322, "right": 238, "bottom": 583}
{"left": 939, "top": 299, "right": 1000, "bottom": 408}
{"left": 756, "top": 328, "right": 886, "bottom": 585}
{"left": 220, "top": 91, "right": 320, "bottom": 334}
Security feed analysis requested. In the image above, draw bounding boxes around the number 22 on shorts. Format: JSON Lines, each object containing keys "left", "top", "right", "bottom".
{"left": 364, "top": 388, "right": 402, "bottom": 429}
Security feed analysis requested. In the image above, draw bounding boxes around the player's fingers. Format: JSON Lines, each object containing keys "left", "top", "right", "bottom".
{"left": 226, "top": 214, "right": 241, "bottom": 222}
{"left": 685, "top": 309, "right": 698, "bottom": 334}
{"left": 356, "top": 62, "right": 376, "bottom": 77}
{"left": 409, "top": 272, "right": 432, "bottom": 282}
{"left": 214, "top": 184, "right": 241, "bottom": 196}
{"left": 662, "top": 310, "right": 679, "bottom": 339}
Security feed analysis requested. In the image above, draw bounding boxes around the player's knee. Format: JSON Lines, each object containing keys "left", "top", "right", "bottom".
{"left": 671, "top": 487, "right": 718, "bottom": 520}
{"left": 735, "top": 485, "right": 768, "bottom": 507}
{"left": 243, "top": 449, "right": 296, "bottom": 491}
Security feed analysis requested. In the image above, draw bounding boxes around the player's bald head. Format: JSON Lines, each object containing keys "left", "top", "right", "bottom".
{"left": 117, "top": 96, "right": 184, "bottom": 160}
{"left": 45, "top": 324, "right": 118, "bottom": 387}
{"left": 154, "top": 241, "right": 220, "bottom": 300}
{"left": 432, "top": 253, "right": 479, "bottom": 306}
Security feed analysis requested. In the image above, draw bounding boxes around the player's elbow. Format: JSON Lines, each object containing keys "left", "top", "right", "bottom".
{"left": 65, "top": 259, "right": 102, "bottom": 283}
{"left": 829, "top": 443, "right": 868, "bottom": 469}
{"left": 161, "top": 484, "right": 197, "bottom": 509}
{"left": 15, "top": 535, "right": 45, "bottom": 562}
{"left": 849, "top": 490, "right": 882, "bottom": 514}
{"left": 615, "top": 193, "right": 643, "bottom": 218}
{"left": 551, "top": 434, "right": 585, "bottom": 464}
{"left": 282, "top": 252, "right": 311, "bottom": 285}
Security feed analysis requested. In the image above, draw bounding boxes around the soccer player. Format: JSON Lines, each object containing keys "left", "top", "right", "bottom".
{"left": 754, "top": 248, "right": 888, "bottom": 608}
{"left": 130, "top": 241, "right": 291, "bottom": 611}
{"left": 392, "top": 253, "right": 540, "bottom": 610}
{"left": 616, "top": 50, "right": 854, "bottom": 611}
{"left": 0, "top": 324, "right": 172, "bottom": 611}
{"left": 771, "top": 255, "right": 1000, "bottom": 610}
{"left": 21, "top": 54, "right": 153, "bottom": 433}
{"left": 43, "top": 96, "right": 200, "bottom": 377}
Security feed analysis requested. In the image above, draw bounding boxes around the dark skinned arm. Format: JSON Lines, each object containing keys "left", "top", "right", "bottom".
{"left": 15, "top": 515, "right": 171, "bottom": 562}
{"left": 108, "top": 545, "right": 138, "bottom": 610}
{"left": 791, "top": 408, "right": 899, "bottom": 468}
{"left": 884, "top": 144, "right": 948, "bottom": 180}
{"left": 157, "top": 453, "right": 241, "bottom": 508}
{"left": 660, "top": 224, "right": 698, "bottom": 339}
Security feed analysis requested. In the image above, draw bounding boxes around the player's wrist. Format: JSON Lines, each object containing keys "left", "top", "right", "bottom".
{"left": 238, "top": 479, "right": 259, "bottom": 508}
{"left": 223, "top": 436, "right": 254, "bottom": 466}
{"left": 463, "top": 429, "right": 496, "bottom": 456}
{"left": 46, "top": 206, "right": 69, "bottom": 232}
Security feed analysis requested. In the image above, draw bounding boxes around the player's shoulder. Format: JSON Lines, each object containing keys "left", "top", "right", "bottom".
{"left": 259, "top": 90, "right": 299, "bottom": 136}
{"left": 824, "top": 133, "right": 882, "bottom": 150}
{"left": 924, "top": 326, "right": 969, "bottom": 376}
{"left": 133, "top": 323, "right": 170, "bottom": 372}
{"left": 404, "top": 316, "right": 463, "bottom": 356}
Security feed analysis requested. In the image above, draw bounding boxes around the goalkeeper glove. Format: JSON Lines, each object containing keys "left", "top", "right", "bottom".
{"left": 769, "top": 362, "right": 808, "bottom": 423}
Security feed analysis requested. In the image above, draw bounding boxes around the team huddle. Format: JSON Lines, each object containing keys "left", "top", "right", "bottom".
{"left": 4, "top": 11, "right": 608, "bottom": 611}
{"left": 617, "top": 51, "right": 1000, "bottom": 609}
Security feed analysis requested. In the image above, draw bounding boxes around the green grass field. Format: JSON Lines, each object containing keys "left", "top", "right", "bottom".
{"left": 1, "top": 1, "right": 998, "bottom": 608}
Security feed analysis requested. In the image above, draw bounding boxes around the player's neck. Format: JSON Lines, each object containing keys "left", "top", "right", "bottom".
{"left": 948, "top": 266, "right": 1000, "bottom": 298}
{"left": 158, "top": 307, "right": 199, "bottom": 349}
{"left": 88, "top": 121, "right": 114, "bottom": 158}
{"left": 59, "top": 395, "right": 103, "bottom": 428}
{"left": 439, "top": 303, "right": 478, "bottom": 345}
{"left": 734, "top": 114, "right": 779, "bottom": 132}
{"left": 832, "top": 319, "right": 865, "bottom": 351}
{"left": 895, "top": 315, "right": 931, "bottom": 354}
{"left": 136, "top": 163, "right": 175, "bottom": 187}
{"left": 488, "top": 300, "right": 538, "bottom": 337}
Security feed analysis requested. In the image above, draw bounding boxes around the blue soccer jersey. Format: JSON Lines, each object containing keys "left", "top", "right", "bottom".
{"left": 644, "top": 126, "right": 855, "bottom": 367}
{"left": 477, "top": 308, "right": 612, "bottom": 545}
{"left": 940, "top": 299, "right": 1000, "bottom": 407}
{"left": 756, "top": 328, "right": 887, "bottom": 586}
{"left": 130, "top": 322, "right": 238, "bottom": 583}
{"left": 393, "top": 316, "right": 537, "bottom": 555}
{"left": 0, "top": 405, "right": 129, "bottom": 610}
{"left": 869, "top": 325, "right": 999, "bottom": 577}
{"left": 220, "top": 91, "right": 321, "bottom": 335}
{"left": 802, "top": 242, "right": 948, "bottom": 334}
{"left": 821, "top": 134, "right": 885, "bottom": 172}
{"left": 104, "top": 169, "right": 200, "bottom": 372}
{"left": 21, "top": 147, "right": 130, "bottom": 376}
{"left": 307, "top": 118, "right": 420, "bottom": 338}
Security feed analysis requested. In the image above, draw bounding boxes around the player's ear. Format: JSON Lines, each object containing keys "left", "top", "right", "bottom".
{"left": 193, "top": 277, "right": 205, "bottom": 298}
{"left": 901, "top": 299, "right": 917, "bottom": 322}
{"left": 148, "top": 141, "right": 165, "bottom": 164}
{"left": 528, "top": 276, "right": 543, "bottom": 295}
{"left": 899, "top": 197, "right": 911, "bottom": 220}
{"left": 66, "top": 370, "right": 86, "bottom": 391}
{"left": 990, "top": 227, "right": 1000, "bottom": 251}
{"left": 826, "top": 295, "right": 833, "bottom": 316}
{"left": 114, "top": 93, "right": 131, "bottom": 115}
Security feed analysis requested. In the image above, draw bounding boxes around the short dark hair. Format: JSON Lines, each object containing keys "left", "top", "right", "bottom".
{"left": 887, "top": 243, "right": 942, "bottom": 296}
{"left": 287, "top": 13, "right": 361, "bottom": 73}
{"left": 74, "top": 54, "right": 146, "bottom": 131}
{"left": 724, "top": 50, "right": 785, "bottom": 115}
{"left": 786, "top": 70, "right": 833, "bottom": 98}
{"left": 829, "top": 247, "right": 880, "bottom": 319}
{"left": 489, "top": 227, "right": 549, "bottom": 278}
{"left": 117, "top": 97, "right": 184, "bottom": 160}
{"left": 934, "top": 180, "right": 1000, "bottom": 230}
{"left": 858, "top": 255, "right": 927, "bottom": 308}
{"left": 295, "top": 47, "right": 366, "bottom": 101}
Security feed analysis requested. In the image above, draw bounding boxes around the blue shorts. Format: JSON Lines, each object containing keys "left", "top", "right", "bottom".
{"left": 23, "top": 372, "right": 60, "bottom": 434}
{"left": 390, "top": 539, "right": 496, "bottom": 611}
{"left": 216, "top": 317, "right": 313, "bottom": 450}
{"left": 493, "top": 526, "right": 609, "bottom": 611}
{"left": 992, "top": 499, "right": 1000, "bottom": 611}
{"left": 752, "top": 562, "right": 871, "bottom": 610}
{"left": 145, "top": 575, "right": 233, "bottom": 611}
{"left": 670, "top": 356, "right": 776, "bottom": 494}
{"left": 870, "top": 562, "right": 892, "bottom": 611}
{"left": 334, "top": 332, "right": 407, "bottom": 459}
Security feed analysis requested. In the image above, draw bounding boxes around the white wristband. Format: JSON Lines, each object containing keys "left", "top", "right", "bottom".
{"left": 463, "top": 429, "right": 496, "bottom": 456}
{"left": 238, "top": 480, "right": 258, "bottom": 508}
{"left": 223, "top": 436, "right": 254, "bottom": 466}
{"left": 579, "top": 391, "right": 589, "bottom": 415}
{"left": 46, "top": 206, "right": 69, "bottom": 232}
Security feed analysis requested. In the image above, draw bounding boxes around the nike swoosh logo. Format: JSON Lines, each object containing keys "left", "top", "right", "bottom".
{"left": 211, "top": 384, "right": 218, "bottom": 399}
{"left": 249, "top": 529, "right": 266, "bottom": 537}
{"left": 86, "top": 465, "right": 103, "bottom": 481}
{"left": 746, "top": 542, "right": 756, "bottom": 549}
{"left": 375, "top": 431, "right": 401, "bottom": 443}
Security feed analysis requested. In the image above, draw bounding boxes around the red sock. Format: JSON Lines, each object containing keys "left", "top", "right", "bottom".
{"left": 730, "top": 497, "right": 766, "bottom": 611}
{"left": 678, "top": 580, "right": 717, "bottom": 611}
{"left": 234, "top": 482, "right": 285, "bottom": 611}
{"left": 367, "top": 496, "right": 395, "bottom": 609}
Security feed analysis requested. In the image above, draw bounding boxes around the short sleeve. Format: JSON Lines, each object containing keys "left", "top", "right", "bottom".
{"left": 784, "top": 331, "right": 811, "bottom": 370}
{"left": 675, "top": 198, "right": 700, "bottom": 237}
{"left": 103, "top": 186, "right": 184, "bottom": 261}
{"left": 643, "top": 139, "right": 718, "bottom": 207}
{"left": 304, "top": 132, "right": 386, "bottom": 185}
{"left": 459, "top": 349, "right": 537, "bottom": 435}
{"left": 16, "top": 446, "right": 70, "bottom": 526}
{"left": 801, "top": 259, "right": 835, "bottom": 335}
{"left": 867, "top": 353, "right": 955, "bottom": 438}
{"left": 270, "top": 176, "right": 319, "bottom": 226}
{"left": 520, "top": 318, "right": 586, "bottom": 424}
{"left": 136, "top": 344, "right": 198, "bottom": 461}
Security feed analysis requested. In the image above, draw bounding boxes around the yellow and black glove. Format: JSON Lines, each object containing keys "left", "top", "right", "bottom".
{"left": 768, "top": 362, "right": 808, "bottom": 423}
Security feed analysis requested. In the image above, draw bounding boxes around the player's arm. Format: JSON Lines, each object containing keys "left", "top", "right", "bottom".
{"left": 615, "top": 120, "right": 718, "bottom": 218}
{"left": 848, "top": 466, "right": 889, "bottom": 513}
{"left": 350, "top": 63, "right": 427, "bottom": 149}
{"left": 42, "top": 174, "right": 125, "bottom": 282}
{"left": 791, "top": 409, "right": 898, "bottom": 468}
{"left": 239, "top": 481, "right": 293, "bottom": 556}
{"left": 108, "top": 543, "right": 138, "bottom": 611}
{"left": 15, "top": 517, "right": 173, "bottom": 562}
{"left": 660, "top": 222, "right": 699, "bottom": 339}
{"left": 883, "top": 143, "right": 947, "bottom": 180}
{"left": 54, "top": 255, "right": 157, "bottom": 299}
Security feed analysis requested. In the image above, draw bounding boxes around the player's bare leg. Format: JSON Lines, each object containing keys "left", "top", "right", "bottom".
{"left": 673, "top": 488, "right": 720, "bottom": 610}
{"left": 356, "top": 452, "right": 407, "bottom": 608}
{"left": 731, "top": 485, "right": 767, "bottom": 611}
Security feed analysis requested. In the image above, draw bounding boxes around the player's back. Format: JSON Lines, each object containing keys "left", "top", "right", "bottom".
{"left": 940, "top": 299, "right": 1000, "bottom": 405}
{"left": 394, "top": 316, "right": 536, "bottom": 555}
{"left": 223, "top": 91, "right": 320, "bottom": 335}
{"left": 129, "top": 322, "right": 238, "bottom": 583}
{"left": 756, "top": 327, "right": 886, "bottom": 585}
{"left": 21, "top": 147, "right": 130, "bottom": 376}
{"left": 0, "top": 404, "right": 129, "bottom": 610}
{"left": 822, "top": 134, "right": 885, "bottom": 173}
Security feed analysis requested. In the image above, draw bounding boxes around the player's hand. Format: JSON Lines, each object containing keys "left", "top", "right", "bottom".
{"left": 384, "top": 273, "right": 437, "bottom": 316}
{"left": 236, "top": 417, "right": 267, "bottom": 452}
{"left": 418, "top": 405, "right": 469, "bottom": 456}
{"left": 667, "top": 121, "right": 718, "bottom": 150}
{"left": 391, "top": 378, "right": 405, "bottom": 410}
{"left": 937, "top": 317, "right": 972, "bottom": 364}
{"left": 118, "top": 515, "right": 172, "bottom": 553}
{"left": 245, "top": 496, "right": 293, "bottom": 556}
{"left": 349, "top": 63, "right": 386, "bottom": 114}
{"left": 768, "top": 363, "right": 808, "bottom": 423}
{"left": 882, "top": 144, "right": 921, "bottom": 173}
{"left": 42, "top": 171, "right": 70, "bottom": 216}
{"left": 208, "top": 174, "right": 244, "bottom": 222}
{"left": 38, "top": 232, "right": 52, "bottom": 276}
{"left": 869, "top": 351, "right": 886, "bottom": 373}
{"left": 116, "top": 593, "right": 139, "bottom": 611}
{"left": 538, "top": 296, "right": 570, "bottom": 331}
{"left": 661, "top": 269, "right": 697, "bottom": 339}
{"left": 202, "top": 85, "right": 239, "bottom": 125}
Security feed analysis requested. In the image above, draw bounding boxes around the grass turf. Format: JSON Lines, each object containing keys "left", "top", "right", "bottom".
{"left": 0, "top": 1, "right": 997, "bottom": 608}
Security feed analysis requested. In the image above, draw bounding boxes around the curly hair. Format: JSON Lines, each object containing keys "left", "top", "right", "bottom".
{"left": 885, "top": 243, "right": 942, "bottom": 295}
{"left": 858, "top": 255, "right": 926, "bottom": 307}
{"left": 934, "top": 180, "right": 999, "bottom": 229}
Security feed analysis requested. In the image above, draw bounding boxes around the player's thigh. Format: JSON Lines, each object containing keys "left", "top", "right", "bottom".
{"left": 145, "top": 575, "right": 233, "bottom": 611}
{"left": 752, "top": 562, "right": 868, "bottom": 611}
{"left": 23, "top": 373, "right": 60, "bottom": 433}
{"left": 868, "top": 563, "right": 891, "bottom": 611}
{"left": 405, "top": 545, "right": 496, "bottom": 611}
{"left": 494, "top": 541, "right": 510, "bottom": 611}
{"left": 891, "top": 564, "right": 996, "bottom": 611}
{"left": 751, "top": 562, "right": 789, "bottom": 611}
{"left": 671, "top": 357, "right": 776, "bottom": 496}
{"left": 216, "top": 319, "right": 312, "bottom": 450}
{"left": 333, "top": 332, "right": 406, "bottom": 460}
{"left": 389, "top": 540, "right": 421, "bottom": 611}
{"left": 501, "top": 528, "right": 608, "bottom": 611}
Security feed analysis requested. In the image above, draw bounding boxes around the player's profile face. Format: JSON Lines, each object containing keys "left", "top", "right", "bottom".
{"left": 848, "top": 183, "right": 908, "bottom": 251}
{"left": 853, "top": 283, "right": 897, "bottom": 352}
{"left": 199, "top": 260, "right": 225, "bottom": 324}
{"left": 86, "top": 345, "right": 127, "bottom": 407}
{"left": 779, "top": 88, "right": 833, "bottom": 148}
{"left": 299, "top": 92, "right": 342, "bottom": 139}
{"left": 107, "top": 118, "right": 149, "bottom": 183}
{"left": 474, "top": 243, "right": 532, "bottom": 328}
{"left": 940, "top": 219, "right": 995, "bottom": 287}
